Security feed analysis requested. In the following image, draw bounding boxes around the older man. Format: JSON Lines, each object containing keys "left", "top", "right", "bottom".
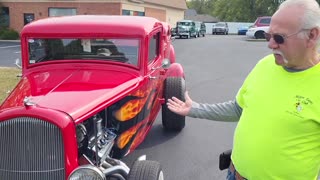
{"left": 167, "top": 0, "right": 320, "bottom": 179}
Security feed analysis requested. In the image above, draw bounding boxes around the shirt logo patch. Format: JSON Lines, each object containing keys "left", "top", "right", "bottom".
{"left": 295, "top": 102, "right": 303, "bottom": 112}
{"left": 295, "top": 95, "right": 313, "bottom": 112}
{"left": 286, "top": 95, "right": 313, "bottom": 119}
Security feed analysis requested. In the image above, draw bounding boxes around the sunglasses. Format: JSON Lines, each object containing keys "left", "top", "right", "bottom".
{"left": 264, "top": 29, "right": 309, "bottom": 44}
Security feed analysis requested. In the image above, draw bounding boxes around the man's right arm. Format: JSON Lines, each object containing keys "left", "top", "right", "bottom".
{"left": 188, "top": 100, "right": 242, "bottom": 122}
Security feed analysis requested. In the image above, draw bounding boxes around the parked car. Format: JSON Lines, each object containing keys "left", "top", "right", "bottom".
{"left": 237, "top": 26, "right": 249, "bottom": 35}
{"left": 195, "top": 21, "right": 206, "bottom": 37}
{"left": 246, "top": 26, "right": 269, "bottom": 39}
{"left": 176, "top": 20, "right": 197, "bottom": 38}
{"left": 171, "top": 27, "right": 177, "bottom": 37}
{"left": 212, "top": 22, "right": 229, "bottom": 35}
{"left": 0, "top": 15, "right": 186, "bottom": 180}
{"left": 252, "top": 16, "right": 271, "bottom": 28}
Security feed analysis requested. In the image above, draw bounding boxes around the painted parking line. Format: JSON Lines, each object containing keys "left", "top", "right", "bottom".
{"left": 15, "top": 51, "right": 21, "bottom": 53}
{"left": 0, "top": 45, "right": 21, "bottom": 49}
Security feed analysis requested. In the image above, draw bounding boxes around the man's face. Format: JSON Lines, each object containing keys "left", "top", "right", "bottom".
{"left": 267, "top": 6, "right": 309, "bottom": 69}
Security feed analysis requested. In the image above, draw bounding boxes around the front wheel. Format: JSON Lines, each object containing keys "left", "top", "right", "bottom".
{"left": 162, "top": 77, "right": 186, "bottom": 131}
{"left": 128, "top": 160, "right": 164, "bottom": 180}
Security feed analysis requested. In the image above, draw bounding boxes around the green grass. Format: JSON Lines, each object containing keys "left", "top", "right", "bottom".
{"left": 0, "top": 67, "right": 21, "bottom": 104}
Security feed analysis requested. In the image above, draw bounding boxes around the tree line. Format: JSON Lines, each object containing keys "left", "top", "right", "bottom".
{"left": 187, "top": 0, "right": 320, "bottom": 22}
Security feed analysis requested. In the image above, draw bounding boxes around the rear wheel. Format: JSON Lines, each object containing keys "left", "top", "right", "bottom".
{"left": 162, "top": 77, "right": 186, "bottom": 131}
{"left": 128, "top": 160, "right": 164, "bottom": 180}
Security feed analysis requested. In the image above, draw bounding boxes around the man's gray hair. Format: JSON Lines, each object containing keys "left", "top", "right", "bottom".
{"left": 279, "top": 0, "right": 320, "bottom": 46}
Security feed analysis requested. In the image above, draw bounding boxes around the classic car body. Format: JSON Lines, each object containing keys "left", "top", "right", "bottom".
{"left": 176, "top": 20, "right": 197, "bottom": 39}
{"left": 0, "top": 15, "right": 186, "bottom": 180}
{"left": 246, "top": 26, "right": 270, "bottom": 39}
{"left": 195, "top": 21, "right": 206, "bottom": 37}
{"left": 212, "top": 22, "right": 229, "bottom": 35}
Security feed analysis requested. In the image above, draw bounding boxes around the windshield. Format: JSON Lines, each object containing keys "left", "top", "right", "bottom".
{"left": 177, "top": 22, "right": 192, "bottom": 26}
{"left": 28, "top": 38, "right": 140, "bottom": 66}
{"left": 215, "top": 23, "right": 226, "bottom": 27}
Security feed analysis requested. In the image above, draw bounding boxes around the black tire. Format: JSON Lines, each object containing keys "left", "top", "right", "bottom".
{"left": 162, "top": 77, "right": 186, "bottom": 131}
{"left": 255, "top": 31, "right": 265, "bottom": 39}
{"left": 128, "top": 160, "right": 164, "bottom": 180}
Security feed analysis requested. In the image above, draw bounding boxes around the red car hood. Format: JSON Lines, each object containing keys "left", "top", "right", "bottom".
{"left": 1, "top": 68, "right": 141, "bottom": 120}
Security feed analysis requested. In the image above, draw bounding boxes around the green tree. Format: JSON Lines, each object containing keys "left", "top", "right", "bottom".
{"left": 188, "top": 0, "right": 320, "bottom": 23}
{"left": 187, "top": 0, "right": 215, "bottom": 15}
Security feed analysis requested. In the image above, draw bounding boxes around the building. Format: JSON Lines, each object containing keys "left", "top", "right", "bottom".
{"left": 0, "top": 0, "right": 187, "bottom": 32}
{"left": 184, "top": 9, "right": 219, "bottom": 34}
{"left": 184, "top": 9, "right": 219, "bottom": 23}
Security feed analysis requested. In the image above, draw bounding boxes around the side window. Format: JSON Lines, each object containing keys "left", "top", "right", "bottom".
{"left": 148, "top": 32, "right": 160, "bottom": 63}
{"left": 260, "top": 18, "right": 271, "bottom": 24}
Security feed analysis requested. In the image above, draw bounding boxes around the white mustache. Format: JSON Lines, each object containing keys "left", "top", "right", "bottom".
{"left": 272, "top": 50, "right": 288, "bottom": 64}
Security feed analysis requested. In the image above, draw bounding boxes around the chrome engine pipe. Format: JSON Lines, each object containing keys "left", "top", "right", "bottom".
{"left": 102, "top": 165, "right": 129, "bottom": 179}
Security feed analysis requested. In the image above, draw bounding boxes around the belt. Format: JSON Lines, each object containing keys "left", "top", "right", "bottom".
{"left": 229, "top": 161, "right": 248, "bottom": 180}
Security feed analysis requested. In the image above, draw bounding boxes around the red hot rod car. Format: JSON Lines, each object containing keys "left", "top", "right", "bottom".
{"left": 0, "top": 15, "right": 186, "bottom": 180}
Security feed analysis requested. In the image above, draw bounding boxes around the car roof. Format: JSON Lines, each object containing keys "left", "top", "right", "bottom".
{"left": 21, "top": 15, "right": 162, "bottom": 38}
{"left": 178, "top": 20, "right": 194, "bottom": 22}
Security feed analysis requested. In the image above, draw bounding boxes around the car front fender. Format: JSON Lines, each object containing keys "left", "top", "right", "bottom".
{"left": 166, "top": 63, "right": 185, "bottom": 78}
{"left": 169, "top": 44, "right": 176, "bottom": 63}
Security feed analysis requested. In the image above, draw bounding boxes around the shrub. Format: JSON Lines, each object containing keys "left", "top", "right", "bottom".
{"left": 0, "top": 28, "right": 19, "bottom": 40}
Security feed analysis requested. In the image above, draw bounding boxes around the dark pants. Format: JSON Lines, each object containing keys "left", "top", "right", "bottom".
{"left": 226, "top": 164, "right": 248, "bottom": 180}
{"left": 226, "top": 168, "right": 236, "bottom": 180}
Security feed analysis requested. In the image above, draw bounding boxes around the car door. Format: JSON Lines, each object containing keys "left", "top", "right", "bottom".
{"left": 127, "top": 30, "right": 162, "bottom": 144}
{"left": 145, "top": 31, "right": 162, "bottom": 123}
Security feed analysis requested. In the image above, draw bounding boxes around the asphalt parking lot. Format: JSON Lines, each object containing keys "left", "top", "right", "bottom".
{"left": 0, "top": 40, "right": 21, "bottom": 67}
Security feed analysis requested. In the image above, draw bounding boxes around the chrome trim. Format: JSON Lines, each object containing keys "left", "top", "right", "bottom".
{"left": 102, "top": 165, "right": 129, "bottom": 179}
{"left": 23, "top": 96, "right": 36, "bottom": 106}
{"left": 68, "top": 165, "right": 106, "bottom": 180}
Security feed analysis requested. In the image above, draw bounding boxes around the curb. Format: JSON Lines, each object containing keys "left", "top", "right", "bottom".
{"left": 0, "top": 40, "right": 20, "bottom": 43}
{"left": 246, "top": 38, "right": 266, "bottom": 42}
